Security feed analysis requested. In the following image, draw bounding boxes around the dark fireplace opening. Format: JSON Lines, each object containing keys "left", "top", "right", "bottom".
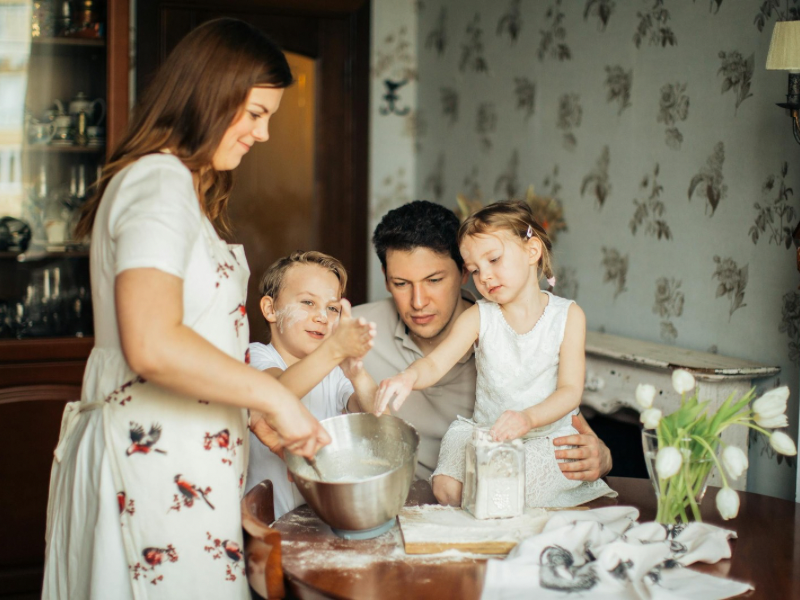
{"left": 584, "top": 407, "right": 648, "bottom": 479}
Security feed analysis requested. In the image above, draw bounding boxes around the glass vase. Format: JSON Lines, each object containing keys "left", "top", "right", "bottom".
{"left": 642, "top": 431, "right": 715, "bottom": 524}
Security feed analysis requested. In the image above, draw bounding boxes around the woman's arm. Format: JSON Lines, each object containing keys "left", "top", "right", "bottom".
{"left": 116, "top": 268, "right": 329, "bottom": 457}
{"left": 490, "top": 303, "right": 586, "bottom": 441}
{"left": 374, "top": 304, "right": 480, "bottom": 414}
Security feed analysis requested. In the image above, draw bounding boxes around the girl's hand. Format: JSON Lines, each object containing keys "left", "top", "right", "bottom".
{"left": 490, "top": 410, "right": 534, "bottom": 442}
{"left": 329, "top": 299, "right": 376, "bottom": 361}
{"left": 374, "top": 370, "right": 418, "bottom": 415}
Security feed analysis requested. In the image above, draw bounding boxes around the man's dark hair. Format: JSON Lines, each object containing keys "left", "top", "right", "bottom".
{"left": 372, "top": 200, "right": 464, "bottom": 272}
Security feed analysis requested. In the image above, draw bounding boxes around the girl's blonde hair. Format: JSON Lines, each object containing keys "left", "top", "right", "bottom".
{"left": 457, "top": 200, "right": 554, "bottom": 282}
{"left": 258, "top": 251, "right": 348, "bottom": 342}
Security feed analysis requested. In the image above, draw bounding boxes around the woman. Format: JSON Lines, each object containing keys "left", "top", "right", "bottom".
{"left": 43, "top": 18, "right": 330, "bottom": 599}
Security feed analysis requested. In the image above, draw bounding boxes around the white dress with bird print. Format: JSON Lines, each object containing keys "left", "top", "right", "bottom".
{"left": 43, "top": 154, "right": 251, "bottom": 599}
{"left": 433, "top": 293, "right": 616, "bottom": 508}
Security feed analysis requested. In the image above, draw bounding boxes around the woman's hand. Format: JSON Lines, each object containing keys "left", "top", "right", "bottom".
{"left": 489, "top": 410, "right": 534, "bottom": 442}
{"left": 374, "top": 370, "right": 418, "bottom": 415}
{"left": 249, "top": 411, "right": 285, "bottom": 459}
{"left": 265, "top": 398, "right": 331, "bottom": 459}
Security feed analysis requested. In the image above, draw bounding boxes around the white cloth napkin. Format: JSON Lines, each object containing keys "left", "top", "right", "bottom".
{"left": 481, "top": 506, "right": 752, "bottom": 600}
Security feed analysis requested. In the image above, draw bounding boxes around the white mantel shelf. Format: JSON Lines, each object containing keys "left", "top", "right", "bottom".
{"left": 583, "top": 331, "right": 780, "bottom": 491}
{"left": 586, "top": 331, "right": 780, "bottom": 381}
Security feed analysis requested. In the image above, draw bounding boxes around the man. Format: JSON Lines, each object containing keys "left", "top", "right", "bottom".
{"left": 353, "top": 200, "right": 612, "bottom": 482}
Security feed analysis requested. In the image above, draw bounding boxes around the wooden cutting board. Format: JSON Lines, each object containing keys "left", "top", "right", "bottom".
{"left": 398, "top": 504, "right": 550, "bottom": 555}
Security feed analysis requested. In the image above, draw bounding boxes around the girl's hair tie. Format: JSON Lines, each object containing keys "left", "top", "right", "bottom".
{"left": 526, "top": 225, "right": 533, "bottom": 239}
{"left": 547, "top": 276, "right": 556, "bottom": 288}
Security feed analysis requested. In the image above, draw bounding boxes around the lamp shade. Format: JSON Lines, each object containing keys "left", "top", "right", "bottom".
{"left": 766, "top": 21, "right": 800, "bottom": 70}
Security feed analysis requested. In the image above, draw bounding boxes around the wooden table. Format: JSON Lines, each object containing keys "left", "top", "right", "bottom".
{"left": 272, "top": 476, "right": 799, "bottom": 600}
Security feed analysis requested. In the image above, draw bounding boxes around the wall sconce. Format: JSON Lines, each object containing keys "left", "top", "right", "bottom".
{"left": 766, "top": 21, "right": 800, "bottom": 144}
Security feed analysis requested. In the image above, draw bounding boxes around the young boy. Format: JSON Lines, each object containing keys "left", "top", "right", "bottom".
{"left": 245, "top": 251, "right": 379, "bottom": 517}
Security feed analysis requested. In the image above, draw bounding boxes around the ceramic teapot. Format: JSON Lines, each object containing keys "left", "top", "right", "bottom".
{"left": 68, "top": 92, "right": 105, "bottom": 125}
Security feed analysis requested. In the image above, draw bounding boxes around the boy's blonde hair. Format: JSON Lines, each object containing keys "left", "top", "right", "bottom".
{"left": 258, "top": 250, "right": 348, "bottom": 342}
{"left": 457, "top": 200, "right": 554, "bottom": 282}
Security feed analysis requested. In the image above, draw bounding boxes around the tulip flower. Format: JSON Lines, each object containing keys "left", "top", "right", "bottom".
{"left": 671, "top": 369, "right": 695, "bottom": 394}
{"left": 770, "top": 431, "right": 798, "bottom": 456}
{"left": 655, "top": 446, "right": 682, "bottom": 478}
{"left": 640, "top": 407, "right": 662, "bottom": 429}
{"left": 635, "top": 384, "right": 657, "bottom": 409}
{"left": 753, "top": 387, "right": 789, "bottom": 423}
{"left": 755, "top": 413, "right": 789, "bottom": 429}
{"left": 716, "top": 486, "right": 740, "bottom": 520}
{"left": 721, "top": 446, "right": 748, "bottom": 480}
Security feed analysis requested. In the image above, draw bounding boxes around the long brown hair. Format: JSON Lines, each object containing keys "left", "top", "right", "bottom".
{"left": 457, "top": 200, "right": 555, "bottom": 282}
{"left": 75, "top": 18, "right": 293, "bottom": 240}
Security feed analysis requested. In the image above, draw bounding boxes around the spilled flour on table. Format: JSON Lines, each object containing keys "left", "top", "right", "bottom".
{"left": 281, "top": 526, "right": 488, "bottom": 575}
{"left": 278, "top": 505, "right": 552, "bottom": 577}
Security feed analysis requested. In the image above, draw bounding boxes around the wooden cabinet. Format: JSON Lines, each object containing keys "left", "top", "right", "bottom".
{"left": 0, "top": 0, "right": 128, "bottom": 594}
{"left": 0, "top": 0, "right": 128, "bottom": 341}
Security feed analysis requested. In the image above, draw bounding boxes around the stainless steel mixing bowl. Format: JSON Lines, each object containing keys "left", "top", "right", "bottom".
{"left": 285, "top": 413, "right": 419, "bottom": 536}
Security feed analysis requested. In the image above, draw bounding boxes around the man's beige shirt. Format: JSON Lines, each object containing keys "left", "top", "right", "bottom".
{"left": 353, "top": 291, "right": 477, "bottom": 480}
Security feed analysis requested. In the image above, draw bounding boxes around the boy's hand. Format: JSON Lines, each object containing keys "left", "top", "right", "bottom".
{"left": 329, "top": 299, "right": 376, "bottom": 361}
{"left": 490, "top": 410, "right": 534, "bottom": 442}
{"left": 340, "top": 356, "right": 364, "bottom": 381}
{"left": 374, "top": 370, "right": 417, "bottom": 415}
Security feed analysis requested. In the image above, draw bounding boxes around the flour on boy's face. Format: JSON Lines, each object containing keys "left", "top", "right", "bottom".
{"left": 268, "top": 264, "right": 342, "bottom": 362}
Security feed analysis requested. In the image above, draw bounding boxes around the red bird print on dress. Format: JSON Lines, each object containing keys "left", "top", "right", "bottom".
{"left": 229, "top": 303, "right": 247, "bottom": 337}
{"left": 126, "top": 422, "right": 167, "bottom": 456}
{"left": 174, "top": 474, "right": 215, "bottom": 509}
{"left": 222, "top": 540, "right": 242, "bottom": 562}
{"left": 142, "top": 545, "right": 178, "bottom": 567}
{"left": 203, "top": 429, "right": 230, "bottom": 451}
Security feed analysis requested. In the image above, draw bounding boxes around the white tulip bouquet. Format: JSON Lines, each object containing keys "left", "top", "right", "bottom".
{"left": 638, "top": 369, "right": 797, "bottom": 524}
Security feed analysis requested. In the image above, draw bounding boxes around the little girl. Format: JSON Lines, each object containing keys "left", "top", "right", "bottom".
{"left": 375, "top": 200, "right": 615, "bottom": 508}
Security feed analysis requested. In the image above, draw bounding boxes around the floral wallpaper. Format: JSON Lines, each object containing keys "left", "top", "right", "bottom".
{"left": 368, "top": 1, "right": 420, "bottom": 301}
{"left": 406, "top": 0, "right": 800, "bottom": 499}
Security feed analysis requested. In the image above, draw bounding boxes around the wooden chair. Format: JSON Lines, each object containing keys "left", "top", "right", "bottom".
{"left": 0, "top": 384, "right": 80, "bottom": 595}
{"left": 242, "top": 479, "right": 285, "bottom": 599}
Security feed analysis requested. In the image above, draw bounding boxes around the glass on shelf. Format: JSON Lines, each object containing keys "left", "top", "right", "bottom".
{"left": 0, "top": 0, "right": 111, "bottom": 339}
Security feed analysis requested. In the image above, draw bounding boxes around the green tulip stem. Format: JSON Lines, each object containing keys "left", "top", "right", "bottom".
{"left": 691, "top": 434, "right": 729, "bottom": 489}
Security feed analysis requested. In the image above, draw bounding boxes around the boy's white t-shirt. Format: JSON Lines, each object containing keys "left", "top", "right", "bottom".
{"left": 245, "top": 341, "right": 354, "bottom": 519}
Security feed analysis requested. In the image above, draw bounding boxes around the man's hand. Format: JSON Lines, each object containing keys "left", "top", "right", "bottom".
{"left": 553, "top": 414, "right": 612, "bottom": 481}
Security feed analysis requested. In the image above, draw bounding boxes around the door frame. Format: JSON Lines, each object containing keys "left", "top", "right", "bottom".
{"left": 135, "top": 0, "right": 370, "bottom": 304}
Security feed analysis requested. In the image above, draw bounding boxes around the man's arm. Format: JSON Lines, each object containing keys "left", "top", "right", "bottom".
{"left": 553, "top": 413, "right": 613, "bottom": 481}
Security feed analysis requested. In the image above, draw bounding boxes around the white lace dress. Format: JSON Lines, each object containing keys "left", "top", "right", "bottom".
{"left": 432, "top": 293, "right": 616, "bottom": 508}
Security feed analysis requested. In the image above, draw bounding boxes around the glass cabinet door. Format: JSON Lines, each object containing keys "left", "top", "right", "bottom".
{"left": 0, "top": 0, "right": 115, "bottom": 339}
